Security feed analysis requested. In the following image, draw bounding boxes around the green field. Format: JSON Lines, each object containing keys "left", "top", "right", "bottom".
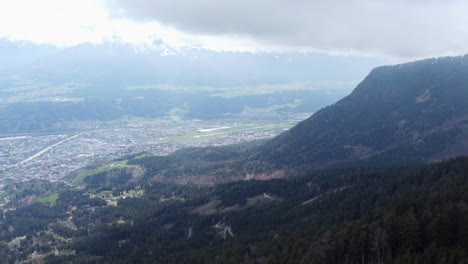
{"left": 38, "top": 194, "right": 59, "bottom": 204}
{"left": 71, "top": 160, "right": 135, "bottom": 185}
{"left": 134, "top": 153, "right": 150, "bottom": 159}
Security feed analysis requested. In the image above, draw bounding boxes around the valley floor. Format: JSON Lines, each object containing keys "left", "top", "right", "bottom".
{"left": 0, "top": 114, "right": 306, "bottom": 192}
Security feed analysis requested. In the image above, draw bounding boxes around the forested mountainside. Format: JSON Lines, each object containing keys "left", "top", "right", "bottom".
{"left": 1, "top": 156, "right": 467, "bottom": 263}
{"left": 257, "top": 55, "right": 468, "bottom": 169}
{"left": 2, "top": 1, "right": 467, "bottom": 263}
{"left": 3, "top": 54, "right": 468, "bottom": 263}
{"left": 128, "top": 55, "right": 468, "bottom": 184}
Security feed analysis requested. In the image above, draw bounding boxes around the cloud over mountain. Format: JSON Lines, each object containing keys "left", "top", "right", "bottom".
{"left": 108, "top": 0, "right": 468, "bottom": 58}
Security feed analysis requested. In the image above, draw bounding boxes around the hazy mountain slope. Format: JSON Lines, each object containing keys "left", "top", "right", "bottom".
{"left": 0, "top": 38, "right": 59, "bottom": 71}
{"left": 0, "top": 40, "right": 388, "bottom": 133}
{"left": 0, "top": 90, "right": 341, "bottom": 134}
{"left": 254, "top": 55, "right": 468, "bottom": 170}
{"left": 11, "top": 41, "right": 385, "bottom": 92}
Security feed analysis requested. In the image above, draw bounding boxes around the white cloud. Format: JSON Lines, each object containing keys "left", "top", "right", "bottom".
{"left": 0, "top": 0, "right": 267, "bottom": 52}
{"left": 0, "top": 0, "right": 105, "bottom": 45}
{"left": 1, "top": 0, "right": 467, "bottom": 58}
{"left": 106, "top": 0, "right": 468, "bottom": 58}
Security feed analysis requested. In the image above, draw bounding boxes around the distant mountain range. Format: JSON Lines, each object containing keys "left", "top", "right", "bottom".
{"left": 0, "top": 38, "right": 388, "bottom": 133}
{"left": 0, "top": 38, "right": 59, "bottom": 71}
{"left": 1, "top": 39, "right": 387, "bottom": 93}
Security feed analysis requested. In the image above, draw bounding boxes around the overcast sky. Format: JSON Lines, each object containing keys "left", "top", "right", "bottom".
{"left": 1, "top": 0, "right": 467, "bottom": 58}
